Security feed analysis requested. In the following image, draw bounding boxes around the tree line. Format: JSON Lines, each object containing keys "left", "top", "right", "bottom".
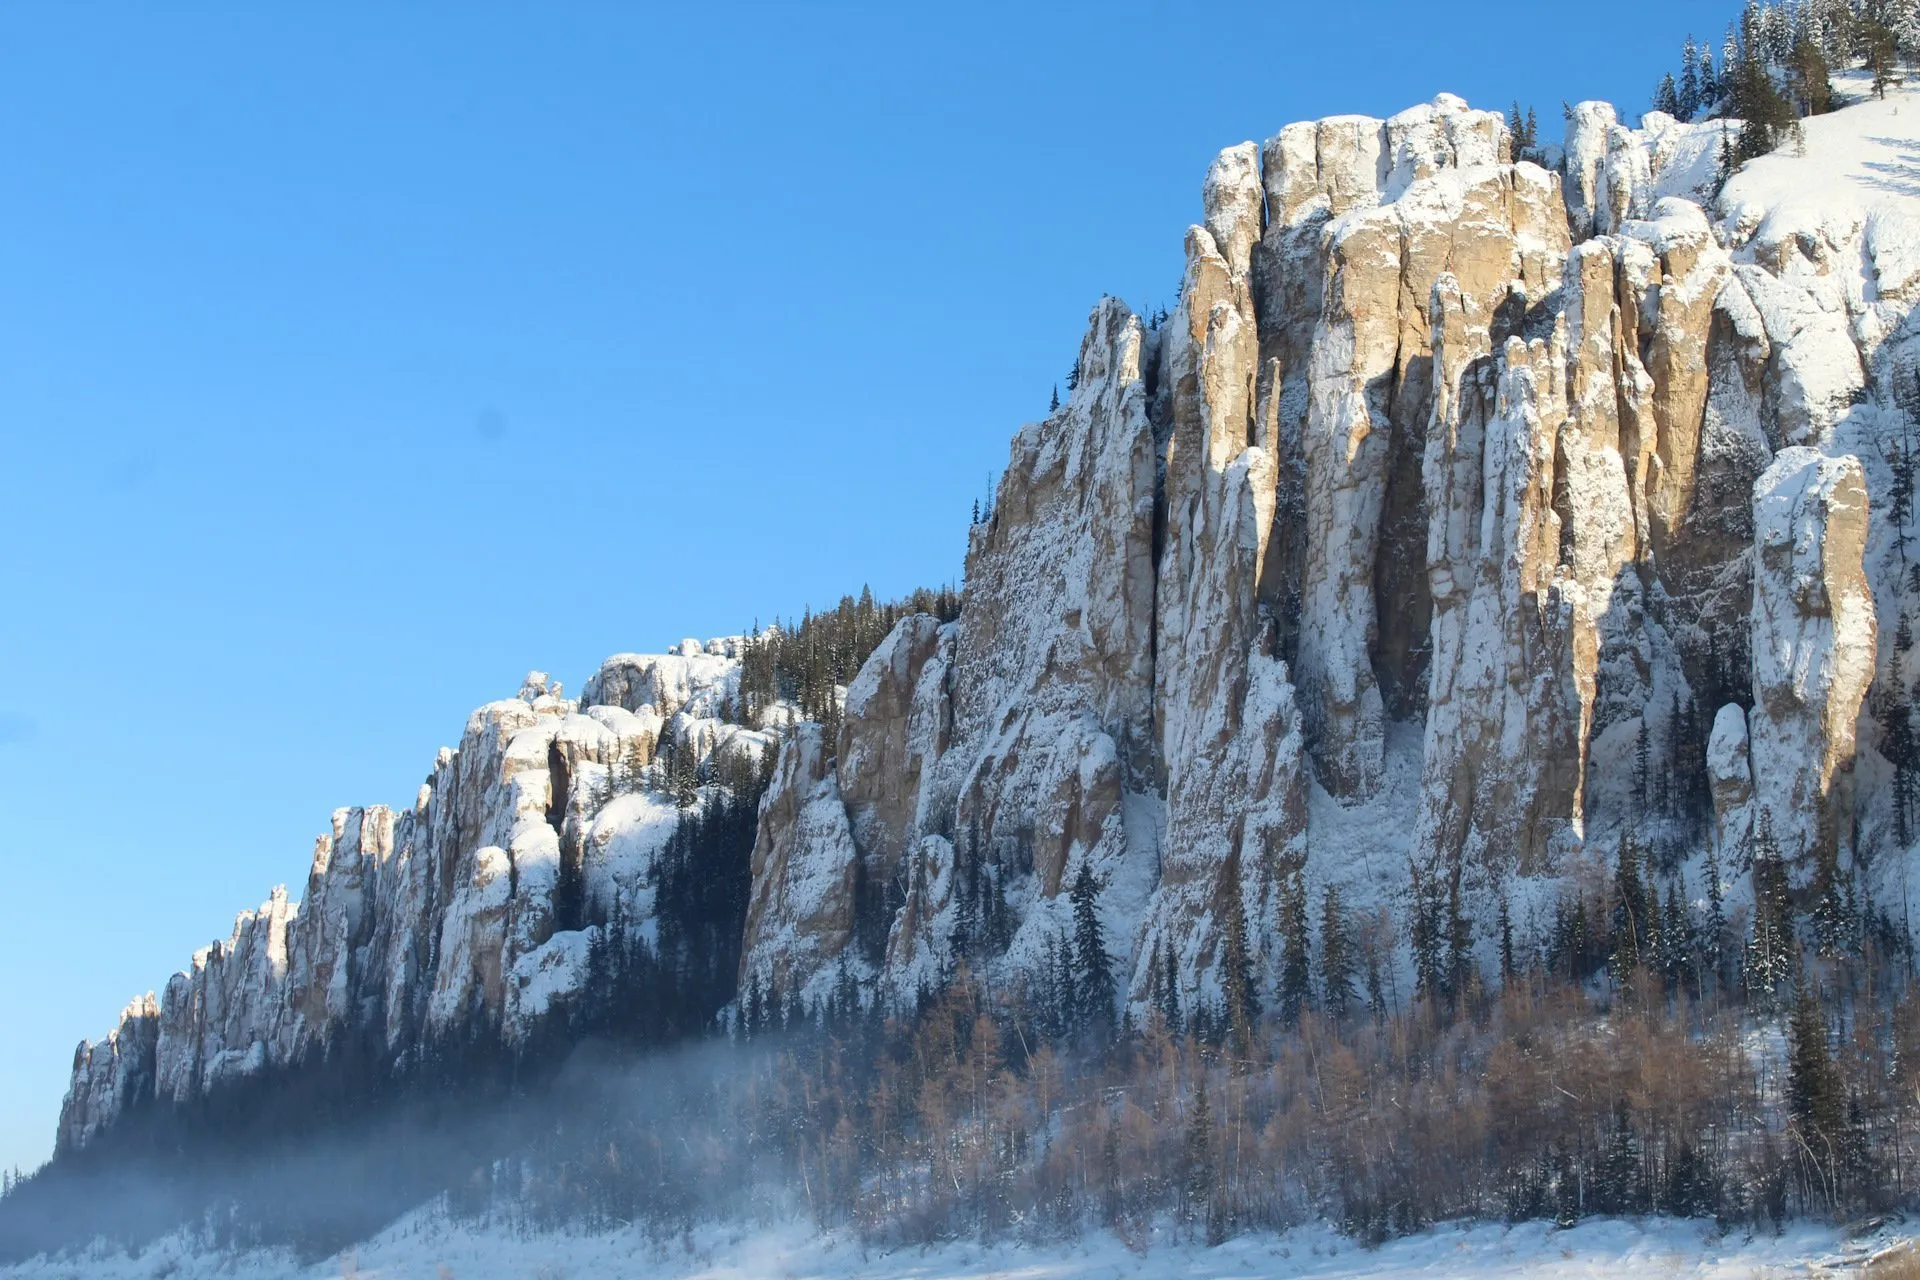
{"left": 1651, "top": 0, "right": 1914, "bottom": 169}
{"left": 735, "top": 584, "right": 961, "bottom": 736}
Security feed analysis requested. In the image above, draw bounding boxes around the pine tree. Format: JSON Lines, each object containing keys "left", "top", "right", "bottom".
{"left": 1069, "top": 860, "right": 1117, "bottom": 1040}
{"left": 1049, "top": 384, "right": 1060, "bottom": 413}
{"left": 1867, "top": 14, "right": 1903, "bottom": 99}
{"left": 1727, "top": 27, "right": 1798, "bottom": 161}
{"left": 1790, "top": 27, "right": 1834, "bottom": 116}
{"left": 1319, "top": 885, "right": 1357, "bottom": 1019}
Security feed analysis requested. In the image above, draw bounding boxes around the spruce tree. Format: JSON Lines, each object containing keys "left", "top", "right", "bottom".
{"left": 1277, "top": 869, "right": 1312, "bottom": 1025}
{"left": 1811, "top": 846, "right": 1849, "bottom": 959}
{"left": 1410, "top": 861, "right": 1445, "bottom": 1002}
{"left": 1069, "top": 860, "right": 1116, "bottom": 1039}
{"left": 1221, "top": 872, "right": 1259, "bottom": 1053}
{"left": 1746, "top": 813, "right": 1797, "bottom": 1006}
{"left": 1611, "top": 830, "right": 1649, "bottom": 977}
{"left": 1445, "top": 864, "right": 1474, "bottom": 1006}
{"left": 1051, "top": 928, "right": 1078, "bottom": 1042}
{"left": 1158, "top": 933, "right": 1182, "bottom": 1031}
{"left": 1365, "top": 943, "right": 1387, "bottom": 1020}
{"left": 1704, "top": 842, "right": 1729, "bottom": 987}
{"left": 982, "top": 856, "right": 1012, "bottom": 957}
{"left": 1679, "top": 35, "right": 1703, "bottom": 118}
{"left": 1635, "top": 719, "right": 1653, "bottom": 819}
{"left": 1694, "top": 40, "right": 1719, "bottom": 112}
{"left": 1319, "top": 885, "right": 1356, "bottom": 1019}
{"left": 1181, "top": 1084, "right": 1214, "bottom": 1228}
{"left": 1660, "top": 882, "right": 1690, "bottom": 992}
{"left": 1497, "top": 890, "right": 1517, "bottom": 983}
{"left": 1787, "top": 987, "right": 1849, "bottom": 1195}
{"left": 952, "top": 840, "right": 979, "bottom": 963}
{"left": 1655, "top": 72, "right": 1683, "bottom": 117}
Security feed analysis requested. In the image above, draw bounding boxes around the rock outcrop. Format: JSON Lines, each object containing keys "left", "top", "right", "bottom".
{"left": 729, "top": 89, "right": 1912, "bottom": 1018}
{"left": 1749, "top": 447, "right": 1877, "bottom": 872}
{"left": 59, "top": 655, "right": 772, "bottom": 1151}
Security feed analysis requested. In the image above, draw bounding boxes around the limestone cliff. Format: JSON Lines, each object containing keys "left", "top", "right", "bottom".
{"left": 736, "top": 85, "right": 1912, "bottom": 1019}
{"left": 58, "top": 80, "right": 1920, "bottom": 1155}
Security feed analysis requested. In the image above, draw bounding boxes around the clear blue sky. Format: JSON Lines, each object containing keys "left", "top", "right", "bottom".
{"left": 0, "top": 0, "right": 1734, "bottom": 1174}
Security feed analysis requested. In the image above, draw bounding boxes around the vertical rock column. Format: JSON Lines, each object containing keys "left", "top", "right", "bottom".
{"left": 1146, "top": 143, "right": 1308, "bottom": 1001}
{"left": 1748, "top": 447, "right": 1877, "bottom": 874}
{"left": 1417, "top": 281, "right": 1588, "bottom": 880}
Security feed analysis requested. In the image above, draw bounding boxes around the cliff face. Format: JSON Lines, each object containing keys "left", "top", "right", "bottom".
{"left": 59, "top": 651, "right": 774, "bottom": 1151}
{"left": 57, "top": 83, "right": 1920, "bottom": 1153}
{"left": 739, "top": 86, "right": 1912, "bottom": 1015}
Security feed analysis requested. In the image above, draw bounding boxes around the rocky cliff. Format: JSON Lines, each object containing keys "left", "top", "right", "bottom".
{"left": 58, "top": 649, "right": 773, "bottom": 1152}
{"left": 57, "top": 81, "right": 1920, "bottom": 1154}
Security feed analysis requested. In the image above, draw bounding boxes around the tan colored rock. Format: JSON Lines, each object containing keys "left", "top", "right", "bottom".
{"left": 837, "top": 614, "right": 948, "bottom": 887}
{"left": 1294, "top": 159, "right": 1567, "bottom": 798}
{"left": 1417, "top": 283, "right": 1588, "bottom": 877}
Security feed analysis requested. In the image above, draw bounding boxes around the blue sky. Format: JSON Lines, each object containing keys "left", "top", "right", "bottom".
{"left": 0, "top": 0, "right": 1734, "bottom": 1174}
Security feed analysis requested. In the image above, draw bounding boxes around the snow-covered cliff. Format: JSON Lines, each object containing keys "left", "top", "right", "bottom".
{"left": 740, "top": 81, "right": 1920, "bottom": 1018}
{"left": 58, "top": 646, "right": 773, "bottom": 1153}
{"left": 57, "top": 77, "right": 1920, "bottom": 1154}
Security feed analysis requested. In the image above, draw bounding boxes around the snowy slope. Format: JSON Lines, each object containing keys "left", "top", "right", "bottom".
{"left": 0, "top": 1212, "right": 1900, "bottom": 1280}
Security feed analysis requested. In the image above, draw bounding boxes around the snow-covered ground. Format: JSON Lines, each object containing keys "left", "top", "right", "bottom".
{"left": 1, "top": 1213, "right": 1910, "bottom": 1280}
